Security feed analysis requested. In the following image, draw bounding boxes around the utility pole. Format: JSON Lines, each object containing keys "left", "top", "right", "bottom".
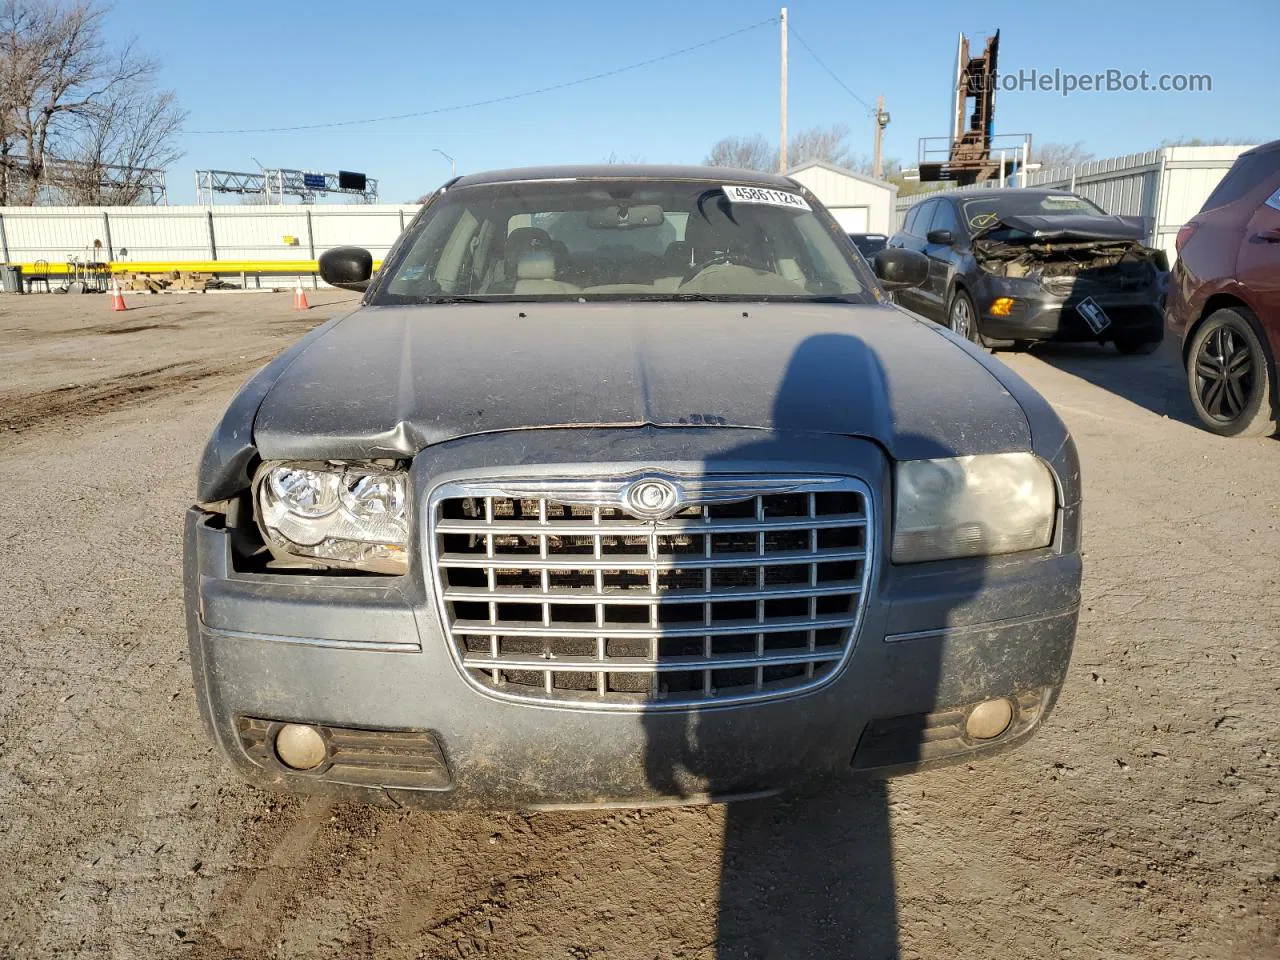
{"left": 778, "top": 7, "right": 788, "bottom": 173}
{"left": 872, "top": 95, "right": 890, "bottom": 179}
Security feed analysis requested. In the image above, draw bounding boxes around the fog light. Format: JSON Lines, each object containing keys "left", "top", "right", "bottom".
{"left": 965, "top": 698, "right": 1014, "bottom": 740}
{"left": 274, "top": 723, "right": 327, "bottom": 770}
{"left": 990, "top": 297, "right": 1016, "bottom": 317}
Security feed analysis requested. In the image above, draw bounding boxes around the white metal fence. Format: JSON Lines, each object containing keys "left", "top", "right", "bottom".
{"left": 0, "top": 146, "right": 1255, "bottom": 275}
{"left": 0, "top": 203, "right": 422, "bottom": 266}
{"left": 891, "top": 145, "right": 1254, "bottom": 263}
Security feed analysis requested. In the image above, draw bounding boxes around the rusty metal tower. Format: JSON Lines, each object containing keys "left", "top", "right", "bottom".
{"left": 920, "top": 30, "right": 1006, "bottom": 185}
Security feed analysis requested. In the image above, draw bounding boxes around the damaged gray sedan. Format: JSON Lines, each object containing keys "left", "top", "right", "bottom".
{"left": 185, "top": 165, "right": 1082, "bottom": 809}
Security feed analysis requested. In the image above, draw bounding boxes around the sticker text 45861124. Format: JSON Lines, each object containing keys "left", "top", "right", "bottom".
{"left": 722, "top": 185, "right": 811, "bottom": 211}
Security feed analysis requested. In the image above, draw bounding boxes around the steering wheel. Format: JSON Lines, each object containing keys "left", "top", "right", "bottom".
{"left": 682, "top": 250, "right": 768, "bottom": 284}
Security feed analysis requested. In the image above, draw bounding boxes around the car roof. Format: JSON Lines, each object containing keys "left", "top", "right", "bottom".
{"left": 911, "top": 187, "right": 1082, "bottom": 203}
{"left": 451, "top": 164, "right": 798, "bottom": 189}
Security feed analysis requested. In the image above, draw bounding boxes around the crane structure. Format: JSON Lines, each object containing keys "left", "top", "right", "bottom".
{"left": 1, "top": 154, "right": 168, "bottom": 204}
{"left": 917, "top": 30, "right": 1029, "bottom": 186}
{"left": 194, "top": 168, "right": 378, "bottom": 205}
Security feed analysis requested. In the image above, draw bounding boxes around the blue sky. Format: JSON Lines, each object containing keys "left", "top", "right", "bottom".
{"left": 103, "top": 0, "right": 1278, "bottom": 204}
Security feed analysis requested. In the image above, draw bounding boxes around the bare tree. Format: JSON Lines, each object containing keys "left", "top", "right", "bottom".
{"left": 878, "top": 157, "right": 903, "bottom": 179}
{"left": 705, "top": 134, "right": 777, "bottom": 172}
{"left": 1158, "top": 136, "right": 1250, "bottom": 147}
{"left": 1033, "top": 141, "right": 1095, "bottom": 173}
{"left": 707, "top": 125, "right": 873, "bottom": 174}
{"left": 55, "top": 85, "right": 184, "bottom": 203}
{"left": 787, "top": 123, "right": 859, "bottom": 169}
{"left": 0, "top": 0, "right": 184, "bottom": 205}
{"left": 601, "top": 151, "right": 648, "bottom": 165}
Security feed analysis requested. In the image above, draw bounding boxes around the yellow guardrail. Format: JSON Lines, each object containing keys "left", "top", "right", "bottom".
{"left": 10, "top": 259, "right": 383, "bottom": 276}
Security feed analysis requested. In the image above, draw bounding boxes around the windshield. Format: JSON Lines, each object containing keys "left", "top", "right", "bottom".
{"left": 962, "top": 193, "right": 1105, "bottom": 233}
{"left": 373, "top": 179, "right": 873, "bottom": 304}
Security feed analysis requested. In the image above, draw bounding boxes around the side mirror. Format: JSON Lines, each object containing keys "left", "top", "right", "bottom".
{"left": 872, "top": 248, "right": 929, "bottom": 290}
{"left": 318, "top": 246, "right": 373, "bottom": 291}
{"left": 926, "top": 229, "right": 955, "bottom": 246}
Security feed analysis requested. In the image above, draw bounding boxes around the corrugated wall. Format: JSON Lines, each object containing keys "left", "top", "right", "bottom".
{"left": 0, "top": 204, "right": 421, "bottom": 265}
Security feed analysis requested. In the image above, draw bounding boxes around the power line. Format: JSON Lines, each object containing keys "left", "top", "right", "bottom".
{"left": 185, "top": 18, "right": 778, "bottom": 136}
{"left": 787, "top": 25, "right": 875, "bottom": 114}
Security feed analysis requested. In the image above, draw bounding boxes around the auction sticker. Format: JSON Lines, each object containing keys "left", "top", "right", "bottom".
{"left": 722, "top": 185, "right": 811, "bottom": 210}
{"left": 1077, "top": 297, "right": 1112, "bottom": 334}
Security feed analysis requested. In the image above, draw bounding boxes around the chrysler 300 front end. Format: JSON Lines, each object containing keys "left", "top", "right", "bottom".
{"left": 184, "top": 165, "right": 1082, "bottom": 809}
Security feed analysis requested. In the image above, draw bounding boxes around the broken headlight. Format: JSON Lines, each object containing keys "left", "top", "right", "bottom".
{"left": 892, "top": 453, "right": 1056, "bottom": 563}
{"left": 254, "top": 461, "right": 409, "bottom": 574}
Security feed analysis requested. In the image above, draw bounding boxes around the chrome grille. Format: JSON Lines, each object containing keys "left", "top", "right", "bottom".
{"left": 428, "top": 475, "right": 873, "bottom": 710}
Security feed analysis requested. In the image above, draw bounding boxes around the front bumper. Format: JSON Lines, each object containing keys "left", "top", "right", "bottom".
{"left": 974, "top": 279, "right": 1164, "bottom": 343}
{"left": 185, "top": 429, "right": 1082, "bottom": 809}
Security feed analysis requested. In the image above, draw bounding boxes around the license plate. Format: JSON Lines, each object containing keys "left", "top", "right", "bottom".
{"left": 1077, "top": 297, "right": 1112, "bottom": 334}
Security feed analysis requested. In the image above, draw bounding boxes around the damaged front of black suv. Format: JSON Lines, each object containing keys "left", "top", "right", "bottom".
{"left": 971, "top": 214, "right": 1167, "bottom": 351}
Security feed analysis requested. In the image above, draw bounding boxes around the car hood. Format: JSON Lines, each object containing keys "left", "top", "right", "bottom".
{"left": 977, "top": 213, "right": 1148, "bottom": 243}
{"left": 251, "top": 302, "right": 1030, "bottom": 462}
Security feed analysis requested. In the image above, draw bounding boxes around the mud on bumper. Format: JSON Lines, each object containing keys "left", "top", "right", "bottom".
{"left": 186, "top": 530, "right": 1080, "bottom": 810}
{"left": 185, "top": 430, "right": 1081, "bottom": 809}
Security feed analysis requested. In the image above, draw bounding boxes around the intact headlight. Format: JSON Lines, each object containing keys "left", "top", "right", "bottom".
{"left": 254, "top": 461, "right": 409, "bottom": 574}
{"left": 892, "top": 453, "right": 1056, "bottom": 563}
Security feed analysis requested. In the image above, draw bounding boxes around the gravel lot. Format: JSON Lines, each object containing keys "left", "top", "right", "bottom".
{"left": 0, "top": 291, "right": 1275, "bottom": 960}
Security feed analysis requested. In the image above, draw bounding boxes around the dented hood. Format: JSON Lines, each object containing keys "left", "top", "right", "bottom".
{"left": 976, "top": 213, "right": 1148, "bottom": 243}
{"left": 251, "top": 302, "right": 1030, "bottom": 462}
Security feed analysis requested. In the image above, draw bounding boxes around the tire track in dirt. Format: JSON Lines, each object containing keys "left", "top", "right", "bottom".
{"left": 189, "top": 795, "right": 337, "bottom": 958}
{"left": 0, "top": 356, "right": 267, "bottom": 434}
{"left": 1, "top": 309, "right": 217, "bottom": 342}
{"left": 183, "top": 798, "right": 722, "bottom": 960}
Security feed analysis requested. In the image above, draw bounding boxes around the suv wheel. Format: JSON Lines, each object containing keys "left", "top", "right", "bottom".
{"left": 947, "top": 290, "right": 980, "bottom": 344}
{"left": 1186, "top": 307, "right": 1277, "bottom": 437}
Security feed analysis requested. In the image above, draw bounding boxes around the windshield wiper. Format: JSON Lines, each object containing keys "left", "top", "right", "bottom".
{"left": 419, "top": 295, "right": 500, "bottom": 303}
{"left": 606, "top": 292, "right": 727, "bottom": 302}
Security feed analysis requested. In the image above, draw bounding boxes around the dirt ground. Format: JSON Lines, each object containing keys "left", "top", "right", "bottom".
{"left": 0, "top": 290, "right": 1275, "bottom": 960}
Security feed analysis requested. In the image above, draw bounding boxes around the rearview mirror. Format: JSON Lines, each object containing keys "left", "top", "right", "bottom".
{"left": 926, "top": 229, "right": 955, "bottom": 246}
{"left": 872, "top": 248, "right": 928, "bottom": 290}
{"left": 585, "top": 204, "right": 665, "bottom": 229}
{"left": 319, "top": 246, "right": 373, "bottom": 291}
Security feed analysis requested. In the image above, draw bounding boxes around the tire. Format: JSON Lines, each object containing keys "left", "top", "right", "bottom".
{"left": 1115, "top": 337, "right": 1161, "bottom": 356}
{"left": 947, "top": 289, "right": 981, "bottom": 345}
{"left": 1185, "top": 308, "right": 1277, "bottom": 438}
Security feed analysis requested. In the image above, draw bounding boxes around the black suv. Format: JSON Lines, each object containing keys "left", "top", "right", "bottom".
{"left": 888, "top": 189, "right": 1167, "bottom": 353}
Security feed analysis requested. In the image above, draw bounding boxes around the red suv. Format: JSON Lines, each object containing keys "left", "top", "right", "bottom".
{"left": 1167, "top": 140, "right": 1280, "bottom": 437}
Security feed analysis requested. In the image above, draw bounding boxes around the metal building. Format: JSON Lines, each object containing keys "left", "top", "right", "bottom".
{"left": 787, "top": 160, "right": 898, "bottom": 235}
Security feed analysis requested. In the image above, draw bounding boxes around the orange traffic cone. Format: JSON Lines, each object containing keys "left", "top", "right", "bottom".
{"left": 293, "top": 280, "right": 310, "bottom": 311}
{"left": 110, "top": 278, "right": 127, "bottom": 312}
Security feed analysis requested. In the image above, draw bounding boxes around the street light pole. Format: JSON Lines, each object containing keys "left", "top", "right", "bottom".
{"left": 433, "top": 149, "right": 456, "bottom": 177}
{"left": 872, "top": 95, "right": 890, "bottom": 179}
{"left": 778, "top": 7, "right": 788, "bottom": 173}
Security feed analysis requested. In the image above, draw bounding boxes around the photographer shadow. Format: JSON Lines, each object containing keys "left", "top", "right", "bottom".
{"left": 642, "top": 331, "right": 984, "bottom": 958}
